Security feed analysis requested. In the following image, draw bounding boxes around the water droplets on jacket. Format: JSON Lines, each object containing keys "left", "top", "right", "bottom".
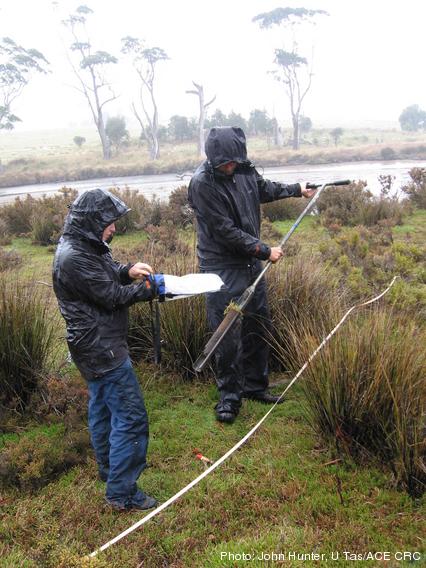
{"left": 62, "top": 187, "right": 130, "bottom": 247}
{"left": 52, "top": 188, "right": 152, "bottom": 380}
{"left": 188, "top": 127, "right": 302, "bottom": 269}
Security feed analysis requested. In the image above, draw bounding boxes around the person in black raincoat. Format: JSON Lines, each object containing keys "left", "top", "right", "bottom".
{"left": 53, "top": 188, "right": 165, "bottom": 510}
{"left": 188, "top": 127, "right": 316, "bottom": 424}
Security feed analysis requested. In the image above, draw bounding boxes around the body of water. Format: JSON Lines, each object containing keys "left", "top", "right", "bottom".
{"left": 0, "top": 160, "right": 423, "bottom": 204}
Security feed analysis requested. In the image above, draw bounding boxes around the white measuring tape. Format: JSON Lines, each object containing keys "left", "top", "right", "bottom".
{"left": 88, "top": 276, "right": 397, "bottom": 558}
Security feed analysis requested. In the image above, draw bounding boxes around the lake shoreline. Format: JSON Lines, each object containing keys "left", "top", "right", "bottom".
{"left": 1, "top": 143, "right": 425, "bottom": 190}
{"left": 0, "top": 159, "right": 423, "bottom": 204}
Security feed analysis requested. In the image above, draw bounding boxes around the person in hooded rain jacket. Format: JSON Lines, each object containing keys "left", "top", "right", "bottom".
{"left": 188, "top": 127, "right": 316, "bottom": 424}
{"left": 53, "top": 188, "right": 165, "bottom": 510}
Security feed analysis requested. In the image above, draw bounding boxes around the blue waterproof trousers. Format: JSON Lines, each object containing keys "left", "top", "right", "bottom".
{"left": 87, "top": 357, "right": 150, "bottom": 508}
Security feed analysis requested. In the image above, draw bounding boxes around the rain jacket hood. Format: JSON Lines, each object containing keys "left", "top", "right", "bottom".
{"left": 188, "top": 129, "right": 302, "bottom": 269}
{"left": 205, "top": 127, "right": 248, "bottom": 168}
{"left": 63, "top": 188, "right": 130, "bottom": 244}
{"left": 52, "top": 188, "right": 154, "bottom": 381}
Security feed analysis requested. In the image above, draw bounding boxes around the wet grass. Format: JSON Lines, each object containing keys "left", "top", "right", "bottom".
{"left": 0, "top": 373, "right": 424, "bottom": 567}
{"left": 2, "top": 232, "right": 149, "bottom": 282}
{"left": 392, "top": 209, "right": 426, "bottom": 244}
{"left": 273, "top": 215, "right": 327, "bottom": 255}
{"left": 0, "top": 208, "right": 424, "bottom": 566}
{"left": 3, "top": 237, "right": 55, "bottom": 281}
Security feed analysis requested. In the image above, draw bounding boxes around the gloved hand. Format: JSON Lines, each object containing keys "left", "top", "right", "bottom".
{"left": 149, "top": 274, "right": 166, "bottom": 302}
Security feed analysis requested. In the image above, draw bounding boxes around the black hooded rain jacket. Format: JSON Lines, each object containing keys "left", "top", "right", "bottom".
{"left": 188, "top": 127, "right": 302, "bottom": 269}
{"left": 52, "top": 188, "right": 153, "bottom": 380}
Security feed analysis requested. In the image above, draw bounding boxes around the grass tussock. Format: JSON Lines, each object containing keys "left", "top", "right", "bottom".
{"left": 118, "top": 238, "right": 209, "bottom": 378}
{"left": 0, "top": 217, "right": 12, "bottom": 245}
{"left": 0, "top": 275, "right": 56, "bottom": 411}
{"left": 267, "top": 256, "right": 346, "bottom": 372}
{"left": 0, "top": 247, "right": 22, "bottom": 271}
{"left": 159, "top": 295, "right": 209, "bottom": 378}
{"left": 291, "top": 307, "right": 426, "bottom": 497}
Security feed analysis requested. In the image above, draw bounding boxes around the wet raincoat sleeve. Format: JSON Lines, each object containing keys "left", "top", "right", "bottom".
{"left": 65, "top": 253, "right": 152, "bottom": 311}
{"left": 191, "top": 180, "right": 271, "bottom": 260}
{"left": 255, "top": 170, "right": 302, "bottom": 203}
{"left": 115, "top": 261, "right": 134, "bottom": 285}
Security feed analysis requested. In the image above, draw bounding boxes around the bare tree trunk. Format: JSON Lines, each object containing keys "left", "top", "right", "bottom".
{"left": 291, "top": 114, "right": 299, "bottom": 151}
{"left": 97, "top": 114, "right": 111, "bottom": 160}
{"left": 279, "top": 59, "right": 312, "bottom": 152}
{"left": 149, "top": 87, "right": 160, "bottom": 159}
{"left": 64, "top": 20, "right": 117, "bottom": 162}
{"left": 132, "top": 102, "right": 147, "bottom": 146}
{"left": 137, "top": 82, "right": 160, "bottom": 160}
{"left": 151, "top": 135, "right": 159, "bottom": 159}
{"left": 72, "top": 68, "right": 115, "bottom": 160}
{"left": 272, "top": 118, "right": 283, "bottom": 146}
{"left": 186, "top": 82, "right": 216, "bottom": 157}
{"left": 287, "top": 72, "right": 300, "bottom": 151}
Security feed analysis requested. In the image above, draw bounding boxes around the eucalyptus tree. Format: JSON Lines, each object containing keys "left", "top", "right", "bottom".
{"left": 205, "top": 109, "right": 247, "bottom": 131}
{"left": 0, "top": 37, "right": 49, "bottom": 130}
{"left": 73, "top": 135, "right": 86, "bottom": 148}
{"left": 105, "top": 115, "right": 129, "bottom": 154}
{"left": 168, "top": 115, "right": 196, "bottom": 142}
{"left": 248, "top": 109, "right": 273, "bottom": 136}
{"left": 330, "top": 127, "right": 343, "bottom": 146}
{"left": 121, "top": 37, "right": 168, "bottom": 160}
{"left": 186, "top": 81, "right": 216, "bottom": 156}
{"left": 62, "top": 5, "right": 118, "bottom": 160}
{"left": 299, "top": 115, "right": 312, "bottom": 134}
{"left": 227, "top": 111, "right": 247, "bottom": 130}
{"left": 205, "top": 108, "right": 226, "bottom": 128}
{"left": 399, "top": 104, "right": 426, "bottom": 132}
{"left": 253, "top": 7, "right": 328, "bottom": 150}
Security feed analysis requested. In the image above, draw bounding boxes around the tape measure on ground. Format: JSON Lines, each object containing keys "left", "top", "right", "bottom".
{"left": 87, "top": 276, "right": 397, "bottom": 559}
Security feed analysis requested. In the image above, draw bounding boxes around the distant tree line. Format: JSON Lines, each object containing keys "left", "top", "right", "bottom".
{"left": 95, "top": 108, "right": 316, "bottom": 155}
{"left": 73, "top": 110, "right": 352, "bottom": 156}
{"left": 1, "top": 3, "right": 330, "bottom": 161}
{"left": 3, "top": 3, "right": 425, "bottom": 164}
{"left": 91, "top": 108, "right": 285, "bottom": 154}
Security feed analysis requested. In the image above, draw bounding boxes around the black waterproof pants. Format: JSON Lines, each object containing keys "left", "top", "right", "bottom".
{"left": 203, "top": 261, "right": 271, "bottom": 414}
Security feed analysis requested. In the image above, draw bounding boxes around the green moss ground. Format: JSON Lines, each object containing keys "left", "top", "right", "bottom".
{"left": 1, "top": 374, "right": 424, "bottom": 567}
{"left": 0, "top": 210, "right": 424, "bottom": 567}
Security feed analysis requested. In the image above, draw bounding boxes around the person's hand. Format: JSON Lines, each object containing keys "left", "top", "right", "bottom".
{"left": 129, "top": 262, "right": 153, "bottom": 280}
{"left": 269, "top": 246, "right": 283, "bottom": 263}
{"left": 301, "top": 182, "right": 317, "bottom": 198}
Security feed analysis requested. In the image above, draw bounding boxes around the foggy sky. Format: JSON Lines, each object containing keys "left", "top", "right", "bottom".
{"left": 1, "top": 0, "right": 425, "bottom": 131}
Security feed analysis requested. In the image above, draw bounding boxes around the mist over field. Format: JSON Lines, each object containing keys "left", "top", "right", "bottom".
{"left": 0, "top": 0, "right": 425, "bottom": 133}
